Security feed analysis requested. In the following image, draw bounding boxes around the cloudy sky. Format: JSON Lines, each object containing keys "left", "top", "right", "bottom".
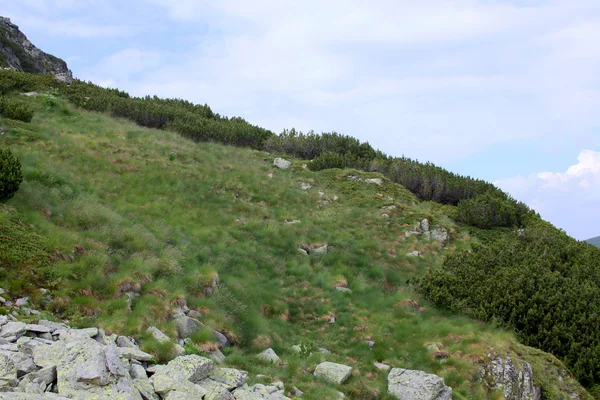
{"left": 2, "top": 0, "right": 599, "bottom": 239}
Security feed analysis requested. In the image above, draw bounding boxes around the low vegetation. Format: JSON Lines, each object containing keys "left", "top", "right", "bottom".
{"left": 0, "top": 70, "right": 596, "bottom": 397}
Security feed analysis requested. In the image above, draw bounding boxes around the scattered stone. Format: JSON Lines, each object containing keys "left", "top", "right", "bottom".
{"left": 311, "top": 244, "right": 328, "bottom": 255}
{"left": 313, "top": 362, "right": 352, "bottom": 385}
{"left": 297, "top": 248, "right": 309, "bottom": 256}
{"left": 0, "top": 352, "right": 18, "bottom": 389}
{"left": 328, "top": 316, "right": 336, "bottom": 324}
{"left": 300, "top": 183, "right": 312, "bottom": 190}
{"left": 273, "top": 158, "right": 291, "bottom": 169}
{"left": 431, "top": 227, "right": 449, "bottom": 246}
{"left": 374, "top": 362, "right": 390, "bottom": 371}
{"left": 293, "top": 386, "right": 304, "bottom": 396}
{"left": 366, "top": 340, "right": 375, "bottom": 349}
{"left": 130, "top": 364, "right": 147, "bottom": 380}
{"left": 257, "top": 348, "right": 280, "bottom": 364}
{"left": 421, "top": 219, "right": 430, "bottom": 232}
{"left": 381, "top": 213, "right": 390, "bottom": 219}
{"left": 175, "top": 316, "right": 204, "bottom": 339}
{"left": 37, "top": 320, "right": 68, "bottom": 332}
{"left": 365, "top": 178, "right": 382, "bottom": 185}
{"left": 406, "top": 251, "right": 422, "bottom": 257}
{"left": 20, "top": 92, "right": 38, "bottom": 96}
{"left": 387, "top": 368, "right": 452, "bottom": 400}
{"left": 208, "top": 348, "right": 226, "bottom": 364}
{"left": 335, "top": 287, "right": 352, "bottom": 294}
{"left": 213, "top": 330, "right": 228, "bottom": 348}
{"left": 14, "top": 298, "right": 29, "bottom": 307}
{"left": 285, "top": 220, "right": 301, "bottom": 225}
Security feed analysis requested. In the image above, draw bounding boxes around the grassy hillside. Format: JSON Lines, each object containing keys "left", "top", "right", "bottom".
{"left": 586, "top": 236, "right": 600, "bottom": 247}
{"left": 0, "top": 91, "right": 590, "bottom": 398}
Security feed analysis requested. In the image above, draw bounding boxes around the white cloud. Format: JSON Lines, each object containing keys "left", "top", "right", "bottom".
{"left": 495, "top": 150, "right": 600, "bottom": 240}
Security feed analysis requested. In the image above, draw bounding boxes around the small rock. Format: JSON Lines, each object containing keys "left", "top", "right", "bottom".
{"left": 421, "top": 219, "right": 430, "bottom": 232}
{"left": 381, "top": 214, "right": 390, "bottom": 219}
{"left": 374, "top": 362, "right": 390, "bottom": 371}
{"left": 335, "top": 287, "right": 352, "bottom": 294}
{"left": 311, "top": 244, "right": 328, "bottom": 255}
{"left": 274, "top": 158, "right": 291, "bottom": 169}
{"left": 293, "top": 386, "right": 304, "bottom": 396}
{"left": 366, "top": 340, "right": 375, "bottom": 349}
{"left": 406, "top": 251, "right": 421, "bottom": 257}
{"left": 365, "top": 178, "right": 382, "bottom": 185}
{"left": 300, "top": 183, "right": 312, "bottom": 190}
{"left": 209, "top": 367, "right": 248, "bottom": 389}
{"left": 257, "top": 348, "right": 280, "bottom": 363}
{"left": 130, "top": 363, "right": 147, "bottom": 379}
{"left": 313, "top": 362, "right": 352, "bottom": 385}
{"left": 15, "top": 297, "right": 29, "bottom": 307}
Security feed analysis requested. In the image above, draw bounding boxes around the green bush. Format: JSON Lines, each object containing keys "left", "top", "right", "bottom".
{"left": 0, "top": 96, "right": 34, "bottom": 122}
{"left": 419, "top": 225, "right": 600, "bottom": 387}
{"left": 456, "top": 192, "right": 518, "bottom": 228}
{"left": 0, "top": 148, "right": 23, "bottom": 200}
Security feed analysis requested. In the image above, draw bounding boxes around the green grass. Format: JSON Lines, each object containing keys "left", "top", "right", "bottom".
{"left": 0, "top": 93, "right": 589, "bottom": 399}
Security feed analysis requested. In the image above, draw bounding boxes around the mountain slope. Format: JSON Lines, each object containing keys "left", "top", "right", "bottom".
{"left": 0, "top": 16, "right": 72, "bottom": 81}
{"left": 587, "top": 236, "right": 600, "bottom": 247}
{"left": 0, "top": 89, "right": 590, "bottom": 399}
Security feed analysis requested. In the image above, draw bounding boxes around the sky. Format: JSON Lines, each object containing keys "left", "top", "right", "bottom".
{"left": 1, "top": 0, "right": 599, "bottom": 240}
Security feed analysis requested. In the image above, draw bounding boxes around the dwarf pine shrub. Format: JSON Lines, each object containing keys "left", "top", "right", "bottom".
{"left": 0, "top": 148, "right": 23, "bottom": 200}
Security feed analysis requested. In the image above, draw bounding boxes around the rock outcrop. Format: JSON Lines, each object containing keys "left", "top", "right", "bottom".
{"left": 0, "top": 17, "right": 72, "bottom": 82}
{"left": 479, "top": 354, "right": 541, "bottom": 400}
{"left": 387, "top": 368, "right": 452, "bottom": 400}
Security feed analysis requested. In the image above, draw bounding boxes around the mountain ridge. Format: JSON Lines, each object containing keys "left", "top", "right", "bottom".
{"left": 587, "top": 236, "right": 600, "bottom": 247}
{"left": 0, "top": 16, "right": 72, "bottom": 82}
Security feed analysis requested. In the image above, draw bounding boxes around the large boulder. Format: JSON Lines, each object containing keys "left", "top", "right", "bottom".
{"left": 479, "top": 355, "right": 541, "bottom": 400}
{"left": 313, "top": 362, "right": 352, "bottom": 385}
{"left": 0, "top": 352, "right": 18, "bottom": 390}
{"left": 150, "top": 355, "right": 214, "bottom": 397}
{"left": 55, "top": 338, "right": 142, "bottom": 400}
{"left": 0, "top": 350, "right": 36, "bottom": 376}
{"left": 387, "top": 368, "right": 452, "bottom": 400}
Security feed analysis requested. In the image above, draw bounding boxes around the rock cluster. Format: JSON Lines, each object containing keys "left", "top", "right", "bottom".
{"left": 404, "top": 219, "right": 450, "bottom": 246}
{"left": 0, "top": 316, "right": 290, "bottom": 399}
{"left": 479, "top": 354, "right": 541, "bottom": 400}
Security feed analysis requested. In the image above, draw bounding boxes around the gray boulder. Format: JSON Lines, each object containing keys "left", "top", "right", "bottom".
{"left": 175, "top": 316, "right": 204, "bottom": 339}
{"left": 431, "top": 227, "right": 449, "bottom": 246}
{"left": 387, "top": 368, "right": 452, "bottom": 400}
{"left": 273, "top": 158, "right": 291, "bottom": 169}
{"left": 257, "top": 348, "right": 280, "bottom": 364}
{"left": 0, "top": 322, "right": 26, "bottom": 339}
{"left": 0, "top": 350, "right": 36, "bottom": 376}
{"left": 420, "top": 219, "right": 430, "bottom": 232}
{"left": 313, "top": 362, "right": 352, "bottom": 385}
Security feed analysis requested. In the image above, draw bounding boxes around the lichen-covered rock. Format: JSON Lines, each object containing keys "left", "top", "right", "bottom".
{"left": 198, "top": 378, "right": 235, "bottom": 400}
{"left": 0, "top": 350, "right": 36, "bottom": 376}
{"left": 387, "top": 368, "right": 452, "bottom": 400}
{"left": 209, "top": 367, "right": 248, "bottom": 389}
{"left": 0, "top": 322, "right": 26, "bottom": 338}
{"left": 32, "top": 340, "right": 67, "bottom": 368}
{"left": 16, "top": 366, "right": 56, "bottom": 393}
{"left": 117, "top": 347, "right": 154, "bottom": 362}
{"left": 150, "top": 354, "right": 214, "bottom": 397}
{"left": 232, "top": 383, "right": 292, "bottom": 399}
{"left": 0, "top": 393, "right": 70, "bottom": 399}
{"left": 56, "top": 338, "right": 141, "bottom": 400}
{"left": 313, "top": 362, "right": 352, "bottom": 385}
{"left": 257, "top": 348, "right": 280, "bottom": 364}
{"left": 0, "top": 352, "right": 18, "bottom": 389}
{"left": 479, "top": 354, "right": 541, "bottom": 400}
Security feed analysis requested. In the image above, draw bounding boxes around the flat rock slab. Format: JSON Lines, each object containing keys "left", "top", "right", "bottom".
{"left": 387, "top": 368, "right": 452, "bottom": 400}
{"left": 0, "top": 394, "right": 70, "bottom": 399}
{"left": 313, "top": 362, "right": 352, "bottom": 385}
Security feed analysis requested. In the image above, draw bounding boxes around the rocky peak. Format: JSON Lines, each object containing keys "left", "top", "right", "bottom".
{"left": 0, "top": 16, "right": 72, "bottom": 82}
